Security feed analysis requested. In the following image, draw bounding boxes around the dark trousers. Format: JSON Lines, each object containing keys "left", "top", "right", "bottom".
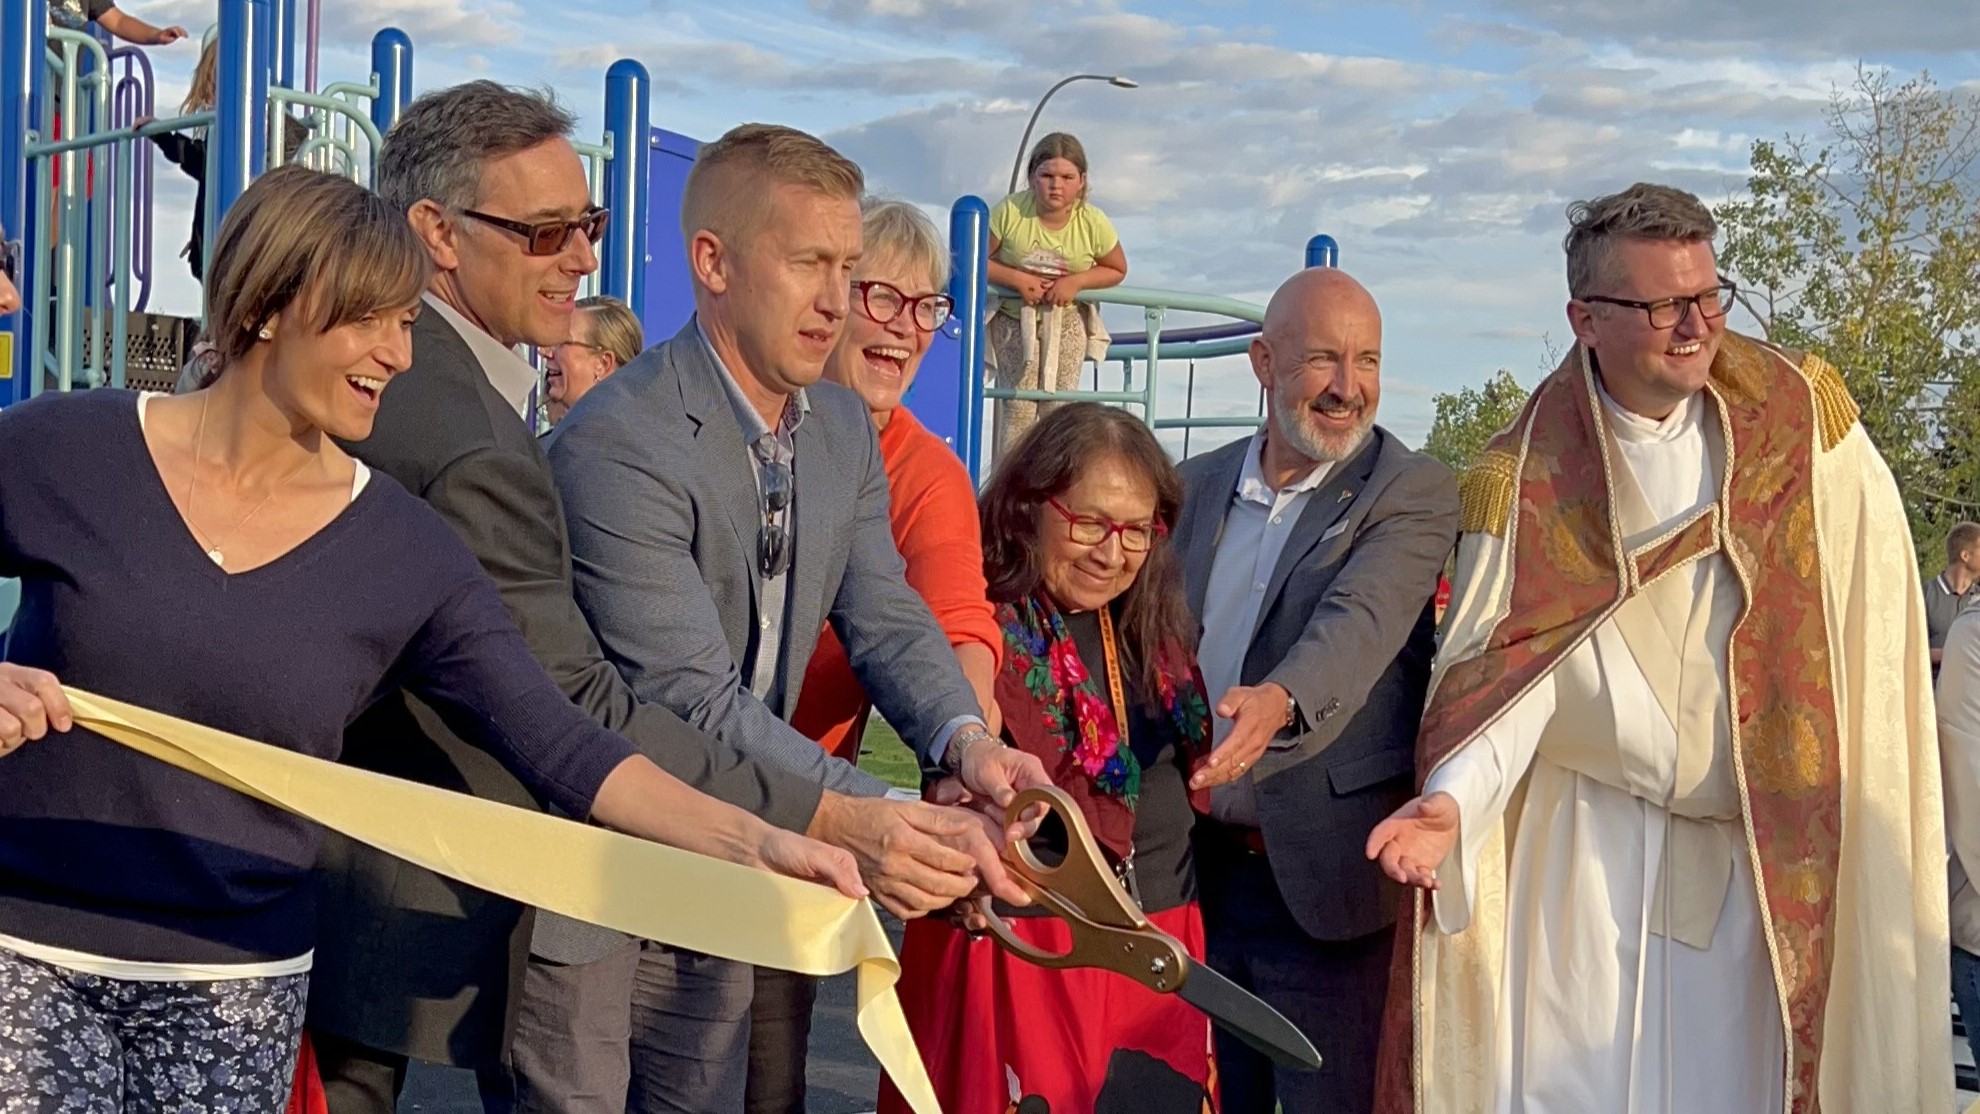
{"left": 1198, "top": 839, "right": 1393, "bottom": 1114}
{"left": 511, "top": 939, "right": 753, "bottom": 1114}
{"left": 744, "top": 966, "right": 819, "bottom": 1114}
{"left": 1955, "top": 946, "right": 1980, "bottom": 1069}
{"left": 314, "top": 1030, "right": 514, "bottom": 1114}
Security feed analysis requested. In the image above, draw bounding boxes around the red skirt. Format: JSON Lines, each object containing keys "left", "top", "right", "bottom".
{"left": 878, "top": 904, "right": 1215, "bottom": 1114}
{"left": 287, "top": 1032, "right": 328, "bottom": 1114}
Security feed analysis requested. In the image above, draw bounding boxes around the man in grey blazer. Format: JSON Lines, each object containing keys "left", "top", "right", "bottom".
{"left": 539, "top": 124, "right": 1047, "bottom": 1114}
{"left": 1176, "top": 268, "right": 1459, "bottom": 1114}
{"left": 306, "top": 85, "right": 1016, "bottom": 1114}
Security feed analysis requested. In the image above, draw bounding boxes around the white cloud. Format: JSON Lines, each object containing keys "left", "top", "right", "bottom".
{"left": 110, "top": 0, "right": 1980, "bottom": 442}
{"left": 1485, "top": 0, "right": 1980, "bottom": 56}
{"left": 316, "top": 0, "right": 524, "bottom": 50}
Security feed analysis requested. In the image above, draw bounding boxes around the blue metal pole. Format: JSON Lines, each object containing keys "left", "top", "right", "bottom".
{"left": 600, "top": 59, "right": 649, "bottom": 317}
{"left": 212, "top": 0, "right": 269, "bottom": 226}
{"left": 949, "top": 195, "right": 990, "bottom": 482}
{"left": 369, "top": 28, "right": 411, "bottom": 135}
{"left": 0, "top": 0, "right": 42, "bottom": 402}
{"left": 272, "top": 0, "right": 295, "bottom": 88}
{"left": 1305, "top": 233, "right": 1339, "bottom": 269}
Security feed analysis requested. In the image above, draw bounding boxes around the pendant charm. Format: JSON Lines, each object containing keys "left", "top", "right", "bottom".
{"left": 207, "top": 548, "right": 225, "bottom": 566}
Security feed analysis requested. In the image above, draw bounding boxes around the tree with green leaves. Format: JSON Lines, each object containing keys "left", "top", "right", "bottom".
{"left": 1716, "top": 67, "right": 1980, "bottom": 570}
{"left": 1422, "top": 367, "right": 1528, "bottom": 475}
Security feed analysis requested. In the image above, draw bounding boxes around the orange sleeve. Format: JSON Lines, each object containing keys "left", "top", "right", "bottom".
{"left": 892, "top": 436, "right": 1003, "bottom": 668}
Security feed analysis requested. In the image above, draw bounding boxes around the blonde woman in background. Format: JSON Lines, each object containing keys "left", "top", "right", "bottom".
{"left": 987, "top": 132, "right": 1128, "bottom": 453}
{"left": 543, "top": 295, "right": 641, "bottom": 425}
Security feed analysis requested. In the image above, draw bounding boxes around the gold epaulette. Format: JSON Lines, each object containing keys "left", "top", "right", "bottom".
{"left": 1458, "top": 448, "right": 1518, "bottom": 538}
{"left": 1798, "top": 352, "right": 1858, "bottom": 452}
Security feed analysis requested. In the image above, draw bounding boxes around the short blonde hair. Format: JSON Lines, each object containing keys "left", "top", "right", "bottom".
{"left": 575, "top": 295, "right": 643, "bottom": 367}
{"left": 203, "top": 165, "right": 430, "bottom": 365}
{"left": 680, "top": 124, "right": 863, "bottom": 249}
{"left": 858, "top": 198, "right": 949, "bottom": 291}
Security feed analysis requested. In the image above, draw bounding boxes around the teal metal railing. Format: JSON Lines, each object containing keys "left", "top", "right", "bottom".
{"left": 961, "top": 282, "right": 1268, "bottom": 476}
{"left": 947, "top": 195, "right": 1321, "bottom": 478}
{"left": 28, "top": 112, "right": 216, "bottom": 389}
{"left": 273, "top": 82, "right": 382, "bottom": 181}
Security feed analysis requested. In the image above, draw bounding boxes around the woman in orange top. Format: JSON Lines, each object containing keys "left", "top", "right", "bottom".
{"left": 791, "top": 199, "right": 1002, "bottom": 758}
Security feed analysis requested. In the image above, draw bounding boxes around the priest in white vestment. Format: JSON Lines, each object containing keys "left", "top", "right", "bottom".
{"left": 1367, "top": 184, "right": 1948, "bottom": 1114}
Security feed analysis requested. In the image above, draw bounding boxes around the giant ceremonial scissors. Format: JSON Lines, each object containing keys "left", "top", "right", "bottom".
{"left": 976, "top": 785, "right": 1324, "bottom": 1071}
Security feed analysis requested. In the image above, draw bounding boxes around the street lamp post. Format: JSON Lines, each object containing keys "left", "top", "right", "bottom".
{"left": 1007, "top": 74, "right": 1137, "bottom": 196}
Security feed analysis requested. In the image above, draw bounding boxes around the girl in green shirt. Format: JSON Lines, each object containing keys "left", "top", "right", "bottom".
{"left": 987, "top": 133, "right": 1129, "bottom": 453}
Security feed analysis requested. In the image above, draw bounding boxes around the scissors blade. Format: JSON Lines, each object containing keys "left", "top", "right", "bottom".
{"left": 1176, "top": 960, "right": 1322, "bottom": 1071}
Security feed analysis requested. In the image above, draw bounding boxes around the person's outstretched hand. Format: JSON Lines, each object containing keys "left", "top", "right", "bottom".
{"left": 1365, "top": 791, "right": 1460, "bottom": 890}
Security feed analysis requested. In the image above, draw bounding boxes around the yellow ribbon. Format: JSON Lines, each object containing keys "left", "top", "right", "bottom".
{"left": 62, "top": 687, "right": 941, "bottom": 1114}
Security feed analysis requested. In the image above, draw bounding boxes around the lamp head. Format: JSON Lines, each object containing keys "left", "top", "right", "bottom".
{"left": 1108, "top": 76, "right": 1139, "bottom": 88}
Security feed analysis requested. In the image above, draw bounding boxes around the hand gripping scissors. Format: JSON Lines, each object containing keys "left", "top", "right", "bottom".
{"left": 976, "top": 785, "right": 1323, "bottom": 1071}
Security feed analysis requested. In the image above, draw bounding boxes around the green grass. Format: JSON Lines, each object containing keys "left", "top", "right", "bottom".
{"left": 854, "top": 717, "right": 923, "bottom": 791}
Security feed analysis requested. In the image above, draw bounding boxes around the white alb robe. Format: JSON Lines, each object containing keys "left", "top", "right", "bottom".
{"left": 1424, "top": 389, "right": 1786, "bottom": 1114}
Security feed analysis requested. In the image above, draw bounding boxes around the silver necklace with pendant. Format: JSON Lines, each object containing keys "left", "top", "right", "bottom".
{"left": 185, "top": 392, "right": 316, "bottom": 568}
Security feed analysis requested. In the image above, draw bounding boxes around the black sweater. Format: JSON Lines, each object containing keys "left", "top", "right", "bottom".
{"left": 0, "top": 390, "right": 637, "bottom": 964}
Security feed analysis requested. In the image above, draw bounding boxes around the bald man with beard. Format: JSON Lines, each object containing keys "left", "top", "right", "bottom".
{"left": 1172, "top": 268, "right": 1459, "bottom": 1113}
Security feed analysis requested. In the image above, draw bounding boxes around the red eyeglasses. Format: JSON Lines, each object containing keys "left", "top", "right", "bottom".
{"left": 1047, "top": 498, "right": 1165, "bottom": 553}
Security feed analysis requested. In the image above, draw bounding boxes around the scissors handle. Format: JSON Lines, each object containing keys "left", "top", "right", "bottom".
{"left": 974, "top": 785, "right": 1189, "bottom": 993}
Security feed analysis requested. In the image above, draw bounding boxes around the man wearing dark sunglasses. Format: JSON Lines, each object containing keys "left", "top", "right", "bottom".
{"left": 305, "top": 84, "right": 1017, "bottom": 1114}
{"left": 546, "top": 124, "right": 1050, "bottom": 1114}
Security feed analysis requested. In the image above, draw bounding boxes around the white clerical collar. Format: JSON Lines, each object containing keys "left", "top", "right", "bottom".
{"left": 1597, "top": 381, "right": 1703, "bottom": 446}
{"left": 423, "top": 292, "right": 539, "bottom": 420}
{"left": 1235, "top": 429, "right": 1337, "bottom": 506}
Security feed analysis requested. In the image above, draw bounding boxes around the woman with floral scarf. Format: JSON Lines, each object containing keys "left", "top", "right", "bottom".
{"left": 880, "top": 403, "right": 1216, "bottom": 1114}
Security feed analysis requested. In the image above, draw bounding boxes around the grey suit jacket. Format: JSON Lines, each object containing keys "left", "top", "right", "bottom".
{"left": 1178, "top": 427, "right": 1458, "bottom": 942}
{"left": 545, "top": 320, "right": 981, "bottom": 803}
{"left": 307, "top": 311, "right": 825, "bottom": 1063}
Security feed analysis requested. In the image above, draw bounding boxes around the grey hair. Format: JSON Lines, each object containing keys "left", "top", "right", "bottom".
{"left": 377, "top": 80, "right": 575, "bottom": 217}
{"left": 858, "top": 197, "right": 949, "bottom": 291}
{"left": 1563, "top": 182, "right": 1717, "bottom": 299}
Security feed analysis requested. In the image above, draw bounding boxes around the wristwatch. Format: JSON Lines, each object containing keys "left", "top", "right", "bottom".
{"left": 941, "top": 723, "right": 995, "bottom": 774}
{"left": 1284, "top": 690, "right": 1301, "bottom": 731}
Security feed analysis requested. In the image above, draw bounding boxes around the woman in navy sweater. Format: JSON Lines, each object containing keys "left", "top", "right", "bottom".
{"left": 0, "top": 167, "right": 862, "bottom": 1113}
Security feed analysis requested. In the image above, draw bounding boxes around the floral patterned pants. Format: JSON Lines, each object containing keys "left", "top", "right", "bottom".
{"left": 0, "top": 946, "right": 307, "bottom": 1114}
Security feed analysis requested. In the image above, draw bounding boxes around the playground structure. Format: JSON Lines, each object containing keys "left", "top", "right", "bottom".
{"left": 0, "top": 0, "right": 1339, "bottom": 481}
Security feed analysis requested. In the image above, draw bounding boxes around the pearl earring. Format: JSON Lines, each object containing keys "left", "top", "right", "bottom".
{"left": 258, "top": 327, "right": 273, "bottom": 340}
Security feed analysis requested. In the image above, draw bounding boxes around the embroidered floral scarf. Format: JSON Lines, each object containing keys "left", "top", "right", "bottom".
{"left": 1374, "top": 332, "right": 1848, "bottom": 1114}
{"left": 995, "top": 594, "right": 1211, "bottom": 861}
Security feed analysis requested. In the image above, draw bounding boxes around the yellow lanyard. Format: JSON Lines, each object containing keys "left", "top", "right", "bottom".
{"left": 1094, "top": 607, "right": 1143, "bottom": 898}
{"left": 1097, "top": 605, "right": 1129, "bottom": 734}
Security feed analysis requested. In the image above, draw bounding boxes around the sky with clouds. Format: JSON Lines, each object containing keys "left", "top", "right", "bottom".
{"left": 127, "top": 0, "right": 1980, "bottom": 449}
